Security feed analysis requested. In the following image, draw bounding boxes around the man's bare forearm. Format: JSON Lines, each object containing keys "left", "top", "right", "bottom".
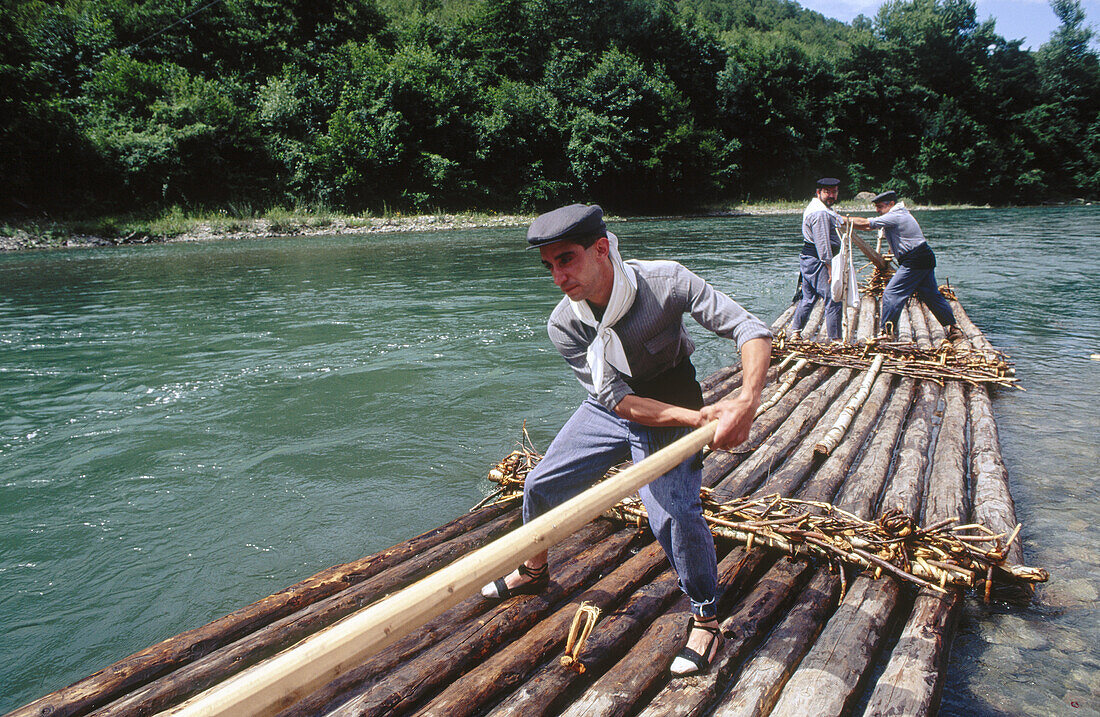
{"left": 614, "top": 394, "right": 701, "bottom": 428}
{"left": 737, "top": 336, "right": 772, "bottom": 403}
{"left": 846, "top": 215, "right": 873, "bottom": 230}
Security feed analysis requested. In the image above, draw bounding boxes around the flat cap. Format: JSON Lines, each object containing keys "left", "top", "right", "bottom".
{"left": 526, "top": 204, "right": 606, "bottom": 249}
{"left": 816, "top": 177, "right": 841, "bottom": 187}
{"left": 872, "top": 190, "right": 898, "bottom": 203}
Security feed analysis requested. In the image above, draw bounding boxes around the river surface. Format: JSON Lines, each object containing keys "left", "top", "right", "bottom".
{"left": 1, "top": 207, "right": 1097, "bottom": 715}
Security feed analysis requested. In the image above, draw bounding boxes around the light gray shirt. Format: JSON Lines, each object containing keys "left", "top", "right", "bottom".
{"left": 803, "top": 201, "right": 843, "bottom": 262}
{"left": 867, "top": 204, "right": 928, "bottom": 257}
{"left": 547, "top": 259, "right": 772, "bottom": 410}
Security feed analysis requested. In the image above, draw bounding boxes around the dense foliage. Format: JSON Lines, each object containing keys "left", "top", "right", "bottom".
{"left": 2, "top": 0, "right": 1098, "bottom": 215}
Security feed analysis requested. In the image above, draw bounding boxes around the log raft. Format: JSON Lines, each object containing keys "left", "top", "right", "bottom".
{"left": 6, "top": 289, "right": 1038, "bottom": 717}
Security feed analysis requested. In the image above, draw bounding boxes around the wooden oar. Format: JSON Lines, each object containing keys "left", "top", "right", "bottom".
{"left": 160, "top": 422, "right": 720, "bottom": 717}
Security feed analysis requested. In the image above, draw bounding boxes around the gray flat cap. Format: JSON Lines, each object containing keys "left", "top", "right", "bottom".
{"left": 816, "top": 177, "right": 841, "bottom": 187}
{"left": 526, "top": 204, "right": 606, "bottom": 249}
{"left": 872, "top": 190, "right": 898, "bottom": 203}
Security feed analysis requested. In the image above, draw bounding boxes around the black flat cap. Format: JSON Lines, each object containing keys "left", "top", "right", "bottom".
{"left": 816, "top": 177, "right": 841, "bottom": 187}
{"left": 526, "top": 203, "right": 606, "bottom": 249}
{"left": 872, "top": 190, "right": 898, "bottom": 203}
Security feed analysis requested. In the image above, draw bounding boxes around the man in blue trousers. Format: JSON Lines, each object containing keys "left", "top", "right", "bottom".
{"left": 789, "top": 177, "right": 844, "bottom": 341}
{"left": 847, "top": 190, "right": 963, "bottom": 341}
{"left": 481, "top": 203, "right": 772, "bottom": 676}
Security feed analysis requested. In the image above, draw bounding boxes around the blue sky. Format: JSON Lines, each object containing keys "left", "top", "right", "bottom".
{"left": 795, "top": 0, "right": 1100, "bottom": 50}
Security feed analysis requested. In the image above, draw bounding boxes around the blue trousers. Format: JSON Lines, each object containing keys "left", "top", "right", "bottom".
{"left": 523, "top": 397, "right": 718, "bottom": 618}
{"left": 880, "top": 264, "right": 956, "bottom": 331}
{"left": 790, "top": 255, "right": 842, "bottom": 340}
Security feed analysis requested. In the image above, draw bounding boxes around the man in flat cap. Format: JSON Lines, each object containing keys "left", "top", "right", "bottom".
{"left": 482, "top": 203, "right": 772, "bottom": 676}
{"left": 788, "top": 177, "right": 845, "bottom": 342}
{"left": 846, "top": 191, "right": 963, "bottom": 340}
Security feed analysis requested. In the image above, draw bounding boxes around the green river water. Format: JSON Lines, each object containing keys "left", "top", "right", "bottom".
{"left": 1, "top": 207, "right": 1097, "bottom": 715}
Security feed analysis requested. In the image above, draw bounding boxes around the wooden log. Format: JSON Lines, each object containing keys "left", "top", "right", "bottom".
{"left": 270, "top": 520, "right": 614, "bottom": 714}
{"left": 263, "top": 524, "right": 623, "bottom": 717}
{"left": 161, "top": 420, "right": 722, "bottom": 717}
{"left": 484, "top": 567, "right": 684, "bottom": 717}
{"left": 644, "top": 355, "right": 925, "bottom": 717}
{"left": 948, "top": 300, "right": 994, "bottom": 352}
{"left": 877, "top": 380, "right": 940, "bottom": 518}
{"left": 751, "top": 370, "right": 863, "bottom": 499}
{"left": 908, "top": 302, "right": 932, "bottom": 350}
{"left": 796, "top": 371, "right": 896, "bottom": 504}
{"left": 860, "top": 591, "right": 962, "bottom": 716}
{"left": 487, "top": 546, "right": 771, "bottom": 717}
{"left": 922, "top": 381, "right": 969, "bottom": 528}
{"left": 815, "top": 353, "right": 886, "bottom": 456}
{"left": 968, "top": 384, "right": 1025, "bottom": 572}
{"left": 708, "top": 569, "right": 843, "bottom": 717}
{"left": 859, "top": 375, "right": 970, "bottom": 716}
{"left": 313, "top": 529, "right": 642, "bottom": 716}
{"left": 412, "top": 541, "right": 673, "bottom": 717}
{"left": 556, "top": 548, "right": 779, "bottom": 717}
{"left": 748, "top": 375, "right": 955, "bottom": 717}
{"left": 6, "top": 503, "right": 517, "bottom": 717}
{"left": 772, "top": 303, "right": 797, "bottom": 333}
{"left": 922, "top": 303, "right": 947, "bottom": 343}
{"left": 631, "top": 557, "right": 816, "bottom": 717}
{"left": 786, "top": 297, "right": 825, "bottom": 340}
{"left": 764, "top": 574, "right": 902, "bottom": 717}
{"left": 897, "top": 307, "right": 913, "bottom": 343}
{"left": 858, "top": 295, "right": 878, "bottom": 341}
{"left": 755, "top": 360, "right": 810, "bottom": 415}
{"left": 716, "top": 366, "right": 852, "bottom": 499}
{"left": 95, "top": 509, "right": 539, "bottom": 716}
{"left": 574, "top": 359, "right": 865, "bottom": 717}
{"left": 831, "top": 376, "right": 917, "bottom": 519}
{"left": 702, "top": 366, "right": 831, "bottom": 491}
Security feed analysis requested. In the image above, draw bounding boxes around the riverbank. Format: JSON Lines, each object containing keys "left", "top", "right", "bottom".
{"left": 0, "top": 201, "right": 997, "bottom": 252}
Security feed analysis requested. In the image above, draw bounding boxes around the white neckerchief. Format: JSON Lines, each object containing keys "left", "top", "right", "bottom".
{"left": 569, "top": 231, "right": 638, "bottom": 392}
{"left": 804, "top": 196, "right": 843, "bottom": 222}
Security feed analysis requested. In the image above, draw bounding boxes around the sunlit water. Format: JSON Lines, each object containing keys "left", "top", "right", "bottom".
{"left": 0, "top": 208, "right": 1096, "bottom": 714}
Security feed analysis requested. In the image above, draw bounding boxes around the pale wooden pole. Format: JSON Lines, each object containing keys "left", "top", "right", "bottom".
{"left": 161, "top": 422, "right": 719, "bottom": 717}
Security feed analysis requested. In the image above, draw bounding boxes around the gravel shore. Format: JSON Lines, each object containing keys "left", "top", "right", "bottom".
{"left": 0, "top": 213, "right": 535, "bottom": 252}
{"left": 1, "top": 203, "right": 990, "bottom": 252}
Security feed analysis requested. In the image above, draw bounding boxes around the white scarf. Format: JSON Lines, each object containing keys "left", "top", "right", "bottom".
{"left": 569, "top": 231, "right": 638, "bottom": 392}
{"left": 803, "top": 196, "right": 843, "bottom": 222}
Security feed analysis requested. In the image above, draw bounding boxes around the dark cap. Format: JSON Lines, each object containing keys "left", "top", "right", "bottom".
{"left": 816, "top": 177, "right": 841, "bottom": 187}
{"left": 526, "top": 203, "right": 606, "bottom": 249}
{"left": 872, "top": 190, "right": 898, "bottom": 204}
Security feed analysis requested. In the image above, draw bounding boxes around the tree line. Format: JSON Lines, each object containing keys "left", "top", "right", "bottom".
{"left": 2, "top": 0, "right": 1097, "bottom": 216}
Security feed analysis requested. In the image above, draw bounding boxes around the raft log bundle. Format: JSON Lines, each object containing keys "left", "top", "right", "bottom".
{"left": 7, "top": 289, "right": 1041, "bottom": 717}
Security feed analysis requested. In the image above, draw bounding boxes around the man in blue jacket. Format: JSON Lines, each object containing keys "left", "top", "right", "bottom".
{"left": 847, "top": 191, "right": 963, "bottom": 340}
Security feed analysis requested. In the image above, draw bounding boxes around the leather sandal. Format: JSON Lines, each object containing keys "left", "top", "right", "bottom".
{"left": 480, "top": 563, "right": 549, "bottom": 600}
{"left": 670, "top": 617, "right": 724, "bottom": 676}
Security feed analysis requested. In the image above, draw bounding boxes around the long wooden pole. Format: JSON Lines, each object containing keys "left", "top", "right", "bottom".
{"left": 160, "top": 422, "right": 719, "bottom": 717}
{"left": 850, "top": 233, "right": 890, "bottom": 272}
